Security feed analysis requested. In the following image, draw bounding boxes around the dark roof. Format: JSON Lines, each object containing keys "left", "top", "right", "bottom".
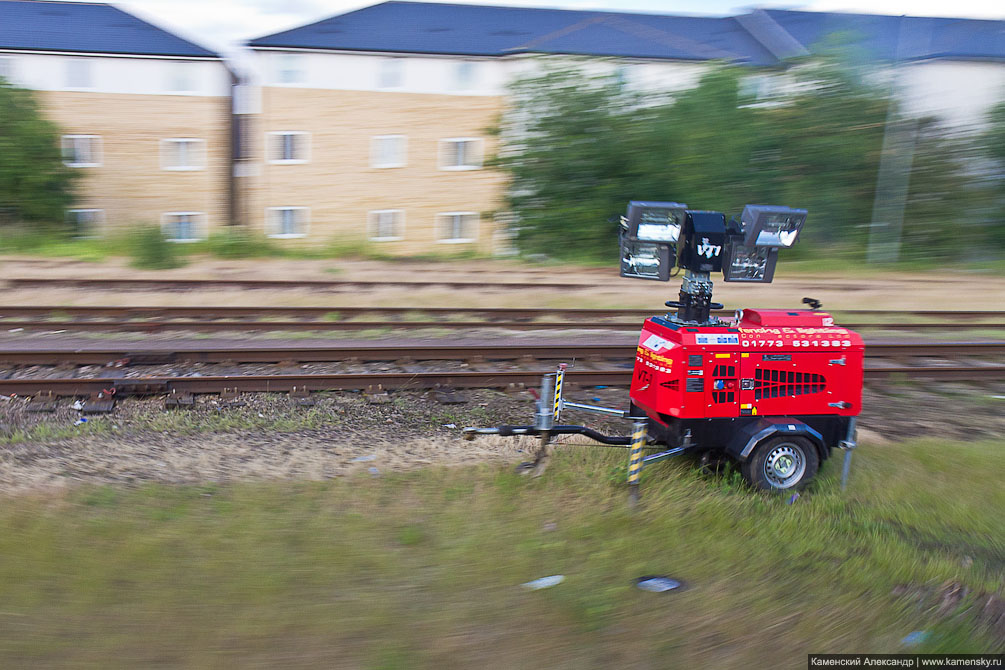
{"left": 0, "top": 0, "right": 218, "bottom": 58}
{"left": 248, "top": 1, "right": 1005, "bottom": 65}
{"left": 248, "top": 2, "right": 778, "bottom": 65}
{"left": 762, "top": 9, "right": 1005, "bottom": 62}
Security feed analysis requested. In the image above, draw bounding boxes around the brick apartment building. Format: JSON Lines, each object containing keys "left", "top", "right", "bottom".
{"left": 0, "top": 0, "right": 232, "bottom": 240}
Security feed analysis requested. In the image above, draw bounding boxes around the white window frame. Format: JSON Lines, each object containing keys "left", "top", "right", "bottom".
{"left": 161, "top": 212, "right": 206, "bottom": 243}
{"left": 64, "top": 58, "right": 94, "bottom": 90}
{"left": 166, "top": 61, "right": 198, "bottom": 95}
{"left": 265, "top": 206, "right": 310, "bottom": 239}
{"left": 265, "top": 131, "right": 310, "bottom": 164}
{"left": 61, "top": 135, "right": 102, "bottom": 168}
{"left": 65, "top": 209, "right": 104, "bottom": 239}
{"left": 275, "top": 53, "right": 304, "bottom": 85}
{"left": 368, "top": 209, "right": 405, "bottom": 242}
{"left": 452, "top": 60, "right": 477, "bottom": 92}
{"left": 0, "top": 56, "right": 16, "bottom": 84}
{"left": 160, "top": 138, "right": 206, "bottom": 171}
{"left": 370, "top": 135, "right": 407, "bottom": 169}
{"left": 439, "top": 137, "right": 483, "bottom": 171}
{"left": 436, "top": 211, "right": 479, "bottom": 244}
{"left": 378, "top": 57, "right": 404, "bottom": 90}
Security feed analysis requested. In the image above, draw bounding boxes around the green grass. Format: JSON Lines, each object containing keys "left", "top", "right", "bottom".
{"left": 0, "top": 438, "right": 1001, "bottom": 668}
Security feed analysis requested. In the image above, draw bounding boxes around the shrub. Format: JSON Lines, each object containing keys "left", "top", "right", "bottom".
{"left": 206, "top": 228, "right": 278, "bottom": 259}
{"left": 128, "top": 225, "right": 184, "bottom": 270}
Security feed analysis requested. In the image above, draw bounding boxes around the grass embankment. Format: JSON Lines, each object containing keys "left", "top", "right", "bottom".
{"left": 0, "top": 438, "right": 1001, "bottom": 668}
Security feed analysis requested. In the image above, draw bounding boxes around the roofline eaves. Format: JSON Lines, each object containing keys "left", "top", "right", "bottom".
{"left": 0, "top": 47, "right": 222, "bottom": 60}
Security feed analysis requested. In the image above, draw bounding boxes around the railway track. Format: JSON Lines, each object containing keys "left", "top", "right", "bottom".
{"left": 0, "top": 306, "right": 1001, "bottom": 333}
{"left": 0, "top": 342, "right": 1002, "bottom": 365}
{"left": 5, "top": 277, "right": 599, "bottom": 292}
{"left": 1, "top": 366, "right": 1002, "bottom": 399}
{"left": 6, "top": 275, "right": 995, "bottom": 294}
{"left": 1, "top": 341, "right": 1002, "bottom": 398}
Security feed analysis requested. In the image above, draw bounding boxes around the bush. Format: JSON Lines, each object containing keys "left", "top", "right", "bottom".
{"left": 128, "top": 225, "right": 184, "bottom": 270}
{"left": 206, "top": 228, "right": 278, "bottom": 259}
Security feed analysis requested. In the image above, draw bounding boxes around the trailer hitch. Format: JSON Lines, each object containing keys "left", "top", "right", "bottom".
{"left": 463, "top": 364, "right": 690, "bottom": 504}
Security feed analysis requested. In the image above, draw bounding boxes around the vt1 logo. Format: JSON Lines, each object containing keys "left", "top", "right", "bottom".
{"left": 697, "top": 237, "right": 721, "bottom": 259}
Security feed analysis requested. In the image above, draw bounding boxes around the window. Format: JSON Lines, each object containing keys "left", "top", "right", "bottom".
{"left": 65, "top": 59, "right": 92, "bottom": 89}
{"left": 160, "top": 138, "right": 206, "bottom": 171}
{"left": 161, "top": 212, "right": 204, "bottom": 242}
{"left": 266, "top": 207, "right": 309, "bottom": 238}
{"left": 266, "top": 131, "right": 310, "bottom": 164}
{"left": 370, "top": 135, "right": 406, "bottom": 168}
{"left": 368, "top": 210, "right": 404, "bottom": 241}
{"left": 0, "top": 57, "right": 15, "bottom": 83}
{"left": 65, "top": 209, "right": 103, "bottom": 238}
{"left": 439, "top": 138, "right": 483, "bottom": 170}
{"left": 167, "top": 62, "right": 197, "bottom": 93}
{"left": 378, "top": 58, "right": 403, "bottom": 89}
{"left": 61, "top": 135, "right": 101, "bottom": 167}
{"left": 437, "top": 212, "right": 478, "bottom": 243}
{"left": 276, "top": 53, "right": 304, "bottom": 85}
{"left": 739, "top": 75, "right": 785, "bottom": 107}
{"left": 452, "top": 61, "right": 477, "bottom": 91}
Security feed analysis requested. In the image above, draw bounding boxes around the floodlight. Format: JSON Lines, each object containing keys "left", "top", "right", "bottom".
{"left": 625, "top": 201, "right": 687, "bottom": 244}
{"left": 722, "top": 239, "right": 778, "bottom": 283}
{"left": 741, "top": 205, "right": 807, "bottom": 248}
{"left": 620, "top": 239, "right": 671, "bottom": 281}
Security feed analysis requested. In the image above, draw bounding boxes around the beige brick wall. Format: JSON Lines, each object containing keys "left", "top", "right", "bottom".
{"left": 39, "top": 90, "right": 231, "bottom": 236}
{"left": 250, "top": 87, "right": 507, "bottom": 255}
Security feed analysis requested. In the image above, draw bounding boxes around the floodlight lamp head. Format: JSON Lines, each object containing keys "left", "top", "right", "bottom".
{"left": 740, "top": 205, "right": 807, "bottom": 248}
{"left": 624, "top": 201, "right": 687, "bottom": 244}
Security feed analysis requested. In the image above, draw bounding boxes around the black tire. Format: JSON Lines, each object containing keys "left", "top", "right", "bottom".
{"left": 741, "top": 436, "right": 819, "bottom": 491}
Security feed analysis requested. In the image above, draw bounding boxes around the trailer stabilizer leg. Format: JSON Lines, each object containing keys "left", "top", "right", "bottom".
{"left": 627, "top": 420, "right": 647, "bottom": 506}
{"left": 838, "top": 417, "right": 858, "bottom": 491}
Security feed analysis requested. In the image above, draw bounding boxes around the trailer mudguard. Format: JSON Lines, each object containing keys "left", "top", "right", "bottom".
{"left": 725, "top": 417, "right": 826, "bottom": 462}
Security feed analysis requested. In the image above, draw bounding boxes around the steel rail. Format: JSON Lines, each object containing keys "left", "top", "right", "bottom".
{"left": 1, "top": 365, "right": 1003, "bottom": 398}
{"left": 0, "top": 341, "right": 1001, "bottom": 366}
{"left": 5, "top": 278, "right": 599, "bottom": 292}
{"left": 0, "top": 319, "right": 1002, "bottom": 333}
{"left": 8, "top": 275, "right": 1000, "bottom": 295}
{"left": 0, "top": 305, "right": 1002, "bottom": 321}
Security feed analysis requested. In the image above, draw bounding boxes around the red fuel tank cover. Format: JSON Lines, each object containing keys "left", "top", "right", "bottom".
{"left": 738, "top": 309, "right": 836, "bottom": 328}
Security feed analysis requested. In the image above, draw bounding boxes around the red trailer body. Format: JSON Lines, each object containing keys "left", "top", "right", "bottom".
{"left": 630, "top": 309, "right": 864, "bottom": 426}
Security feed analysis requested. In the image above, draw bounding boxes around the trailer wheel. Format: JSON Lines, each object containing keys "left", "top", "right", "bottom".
{"left": 742, "top": 436, "right": 818, "bottom": 491}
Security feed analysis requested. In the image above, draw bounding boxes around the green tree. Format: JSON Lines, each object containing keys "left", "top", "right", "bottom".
{"left": 494, "top": 61, "right": 892, "bottom": 261}
{"left": 0, "top": 79, "right": 79, "bottom": 228}
{"left": 495, "top": 58, "right": 997, "bottom": 265}
{"left": 979, "top": 101, "right": 1005, "bottom": 252}
{"left": 493, "top": 66, "right": 657, "bottom": 260}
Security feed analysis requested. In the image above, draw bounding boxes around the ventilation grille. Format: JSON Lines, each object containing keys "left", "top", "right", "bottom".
{"left": 712, "top": 364, "right": 735, "bottom": 377}
{"left": 686, "top": 378, "right": 704, "bottom": 392}
{"left": 712, "top": 391, "right": 735, "bottom": 403}
{"left": 754, "top": 369, "right": 826, "bottom": 400}
{"left": 660, "top": 379, "right": 679, "bottom": 390}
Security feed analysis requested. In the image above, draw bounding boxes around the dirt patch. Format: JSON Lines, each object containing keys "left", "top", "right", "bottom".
{"left": 0, "top": 430, "right": 537, "bottom": 494}
{"left": 0, "top": 379, "right": 1001, "bottom": 494}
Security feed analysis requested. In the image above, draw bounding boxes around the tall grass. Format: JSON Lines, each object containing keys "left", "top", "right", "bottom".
{"left": 0, "top": 437, "right": 999, "bottom": 667}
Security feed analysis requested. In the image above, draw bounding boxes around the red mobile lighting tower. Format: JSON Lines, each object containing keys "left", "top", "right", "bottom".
{"left": 465, "top": 202, "right": 862, "bottom": 494}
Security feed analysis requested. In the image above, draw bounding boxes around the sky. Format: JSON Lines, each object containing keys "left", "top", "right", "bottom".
{"left": 118, "top": 0, "right": 1005, "bottom": 56}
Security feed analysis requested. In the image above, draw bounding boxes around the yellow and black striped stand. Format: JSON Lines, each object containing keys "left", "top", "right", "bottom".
{"left": 552, "top": 365, "right": 565, "bottom": 421}
{"left": 628, "top": 420, "right": 647, "bottom": 505}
